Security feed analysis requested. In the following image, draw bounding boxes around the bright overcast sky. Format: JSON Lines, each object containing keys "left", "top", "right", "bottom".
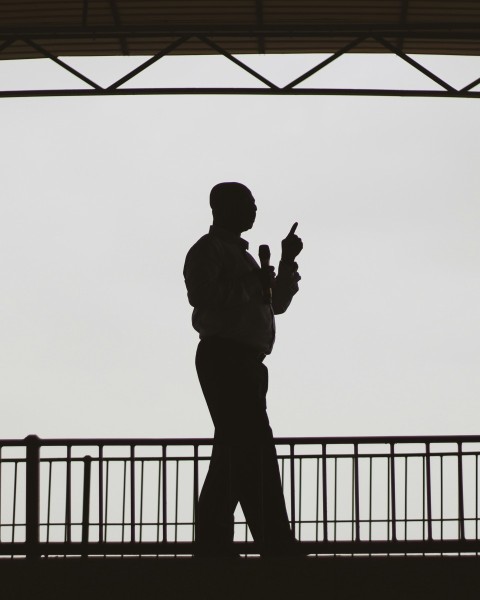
{"left": 1, "top": 53, "right": 480, "bottom": 440}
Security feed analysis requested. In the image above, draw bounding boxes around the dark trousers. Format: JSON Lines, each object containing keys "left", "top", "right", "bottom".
{"left": 195, "top": 337, "right": 294, "bottom": 552}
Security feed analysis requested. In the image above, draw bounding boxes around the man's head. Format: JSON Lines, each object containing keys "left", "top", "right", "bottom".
{"left": 210, "top": 182, "right": 257, "bottom": 234}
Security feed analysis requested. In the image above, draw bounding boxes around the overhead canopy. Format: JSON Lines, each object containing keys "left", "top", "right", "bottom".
{"left": 1, "top": 0, "right": 480, "bottom": 60}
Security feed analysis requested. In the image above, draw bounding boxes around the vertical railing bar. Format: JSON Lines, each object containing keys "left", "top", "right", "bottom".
{"left": 404, "top": 456, "right": 408, "bottom": 543}
{"left": 298, "top": 458, "right": 303, "bottom": 541}
{"left": 174, "top": 460, "right": 179, "bottom": 545}
{"left": 350, "top": 455, "right": 355, "bottom": 542}
{"left": 259, "top": 448, "right": 265, "bottom": 546}
{"left": 130, "top": 445, "right": 136, "bottom": 544}
{"left": 0, "top": 446, "right": 2, "bottom": 544}
{"left": 387, "top": 454, "right": 390, "bottom": 545}
{"left": 193, "top": 445, "right": 199, "bottom": 543}
{"left": 81, "top": 455, "right": 92, "bottom": 556}
{"left": 290, "top": 444, "right": 296, "bottom": 537}
{"left": 476, "top": 453, "right": 479, "bottom": 543}
{"left": 368, "top": 456, "right": 372, "bottom": 544}
{"left": 98, "top": 445, "right": 104, "bottom": 543}
{"left": 425, "top": 443, "right": 433, "bottom": 542}
{"left": 121, "top": 459, "right": 127, "bottom": 544}
{"left": 315, "top": 457, "right": 320, "bottom": 543}
{"left": 12, "top": 460, "right": 18, "bottom": 544}
{"left": 334, "top": 456, "right": 338, "bottom": 543}
{"left": 390, "top": 442, "right": 397, "bottom": 542}
{"left": 354, "top": 443, "right": 360, "bottom": 542}
{"left": 104, "top": 459, "right": 110, "bottom": 543}
{"left": 458, "top": 442, "right": 465, "bottom": 541}
{"left": 25, "top": 435, "right": 40, "bottom": 559}
{"left": 46, "top": 460, "right": 52, "bottom": 544}
{"left": 65, "top": 445, "right": 72, "bottom": 544}
{"left": 420, "top": 455, "right": 427, "bottom": 540}
{"left": 156, "top": 457, "right": 162, "bottom": 544}
{"left": 139, "top": 459, "right": 145, "bottom": 543}
{"left": 440, "top": 456, "right": 444, "bottom": 542}
{"left": 322, "top": 443, "right": 328, "bottom": 542}
{"left": 162, "top": 445, "right": 167, "bottom": 542}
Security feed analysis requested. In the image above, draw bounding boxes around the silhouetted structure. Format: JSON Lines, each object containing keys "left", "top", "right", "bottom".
{"left": 184, "top": 182, "right": 303, "bottom": 557}
{"left": 1, "top": 434, "right": 480, "bottom": 558}
{"left": 1, "top": 2, "right": 480, "bottom": 98}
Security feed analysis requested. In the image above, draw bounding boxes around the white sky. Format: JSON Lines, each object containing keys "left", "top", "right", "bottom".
{"left": 1, "top": 53, "right": 480, "bottom": 441}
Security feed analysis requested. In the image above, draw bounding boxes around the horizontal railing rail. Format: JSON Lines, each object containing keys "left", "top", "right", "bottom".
{"left": 1, "top": 435, "right": 480, "bottom": 557}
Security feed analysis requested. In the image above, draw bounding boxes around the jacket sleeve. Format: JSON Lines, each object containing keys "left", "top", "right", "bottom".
{"left": 271, "top": 260, "right": 300, "bottom": 315}
{"left": 184, "top": 239, "right": 260, "bottom": 310}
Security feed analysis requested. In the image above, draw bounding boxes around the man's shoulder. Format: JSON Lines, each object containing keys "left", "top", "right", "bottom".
{"left": 185, "top": 232, "right": 222, "bottom": 261}
{"left": 187, "top": 232, "right": 214, "bottom": 251}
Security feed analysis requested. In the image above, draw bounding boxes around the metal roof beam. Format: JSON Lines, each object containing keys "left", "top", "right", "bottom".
{"left": 1, "top": 24, "right": 480, "bottom": 40}
{"left": 1, "top": 28, "right": 479, "bottom": 99}
{"left": 107, "top": 36, "right": 190, "bottom": 90}
{"left": 284, "top": 37, "right": 367, "bottom": 90}
{"left": 0, "top": 88, "right": 478, "bottom": 99}
{"left": 374, "top": 36, "right": 456, "bottom": 92}
{"left": 108, "top": 0, "right": 129, "bottom": 56}
{"left": 22, "top": 38, "right": 102, "bottom": 90}
{"left": 461, "top": 75, "right": 480, "bottom": 93}
{"left": 255, "top": 0, "right": 265, "bottom": 54}
{"left": 198, "top": 36, "right": 278, "bottom": 89}
{"left": 82, "top": 0, "right": 89, "bottom": 28}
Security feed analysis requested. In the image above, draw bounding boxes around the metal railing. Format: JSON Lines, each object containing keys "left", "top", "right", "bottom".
{"left": 1, "top": 435, "right": 480, "bottom": 557}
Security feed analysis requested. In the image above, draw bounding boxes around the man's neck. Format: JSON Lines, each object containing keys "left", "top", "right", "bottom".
{"left": 210, "top": 224, "right": 249, "bottom": 249}
{"left": 211, "top": 221, "right": 243, "bottom": 236}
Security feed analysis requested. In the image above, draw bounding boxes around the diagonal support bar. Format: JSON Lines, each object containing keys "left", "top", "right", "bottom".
{"left": 198, "top": 36, "right": 279, "bottom": 89}
{"left": 461, "top": 75, "right": 480, "bottom": 92}
{"left": 107, "top": 36, "right": 190, "bottom": 89}
{"left": 22, "top": 38, "right": 103, "bottom": 90}
{"left": 284, "top": 36, "right": 367, "bottom": 89}
{"left": 374, "top": 35, "right": 456, "bottom": 92}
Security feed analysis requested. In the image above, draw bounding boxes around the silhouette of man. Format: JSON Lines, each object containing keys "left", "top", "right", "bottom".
{"left": 184, "top": 182, "right": 303, "bottom": 557}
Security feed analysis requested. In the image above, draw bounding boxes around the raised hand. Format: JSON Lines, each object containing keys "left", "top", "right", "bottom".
{"left": 281, "top": 222, "right": 303, "bottom": 263}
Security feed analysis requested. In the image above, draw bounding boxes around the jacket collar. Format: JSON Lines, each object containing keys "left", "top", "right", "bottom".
{"left": 209, "top": 225, "right": 249, "bottom": 250}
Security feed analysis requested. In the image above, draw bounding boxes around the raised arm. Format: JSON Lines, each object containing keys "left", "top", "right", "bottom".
{"left": 272, "top": 223, "right": 303, "bottom": 314}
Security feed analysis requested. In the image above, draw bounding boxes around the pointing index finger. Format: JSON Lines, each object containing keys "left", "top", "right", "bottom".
{"left": 288, "top": 222, "right": 298, "bottom": 236}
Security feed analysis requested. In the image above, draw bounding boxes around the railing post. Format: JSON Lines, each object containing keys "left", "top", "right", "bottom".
{"left": 130, "top": 445, "right": 136, "bottom": 543}
{"left": 25, "top": 434, "right": 40, "bottom": 559}
{"left": 193, "top": 444, "right": 199, "bottom": 541}
{"left": 353, "top": 443, "right": 360, "bottom": 542}
{"left": 322, "top": 443, "right": 328, "bottom": 542}
{"left": 390, "top": 443, "right": 397, "bottom": 542}
{"left": 65, "top": 445, "right": 72, "bottom": 543}
{"left": 98, "top": 445, "right": 104, "bottom": 543}
{"left": 290, "top": 444, "right": 296, "bottom": 537}
{"left": 81, "top": 455, "right": 92, "bottom": 556}
{"left": 425, "top": 443, "right": 433, "bottom": 542}
{"left": 458, "top": 442, "right": 465, "bottom": 541}
{"left": 162, "top": 444, "right": 167, "bottom": 542}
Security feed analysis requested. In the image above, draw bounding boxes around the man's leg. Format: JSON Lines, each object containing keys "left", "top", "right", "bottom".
{"left": 194, "top": 339, "right": 240, "bottom": 555}
{"left": 195, "top": 442, "right": 237, "bottom": 552}
{"left": 194, "top": 337, "right": 296, "bottom": 555}
{"left": 229, "top": 361, "right": 295, "bottom": 551}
